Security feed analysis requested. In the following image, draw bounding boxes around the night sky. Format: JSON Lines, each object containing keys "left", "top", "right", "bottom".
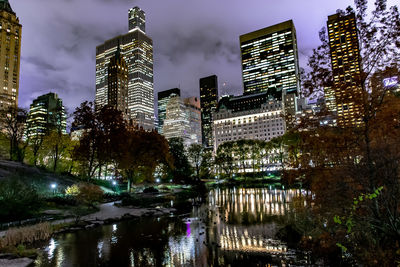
{"left": 10, "top": 0, "right": 397, "bottom": 115}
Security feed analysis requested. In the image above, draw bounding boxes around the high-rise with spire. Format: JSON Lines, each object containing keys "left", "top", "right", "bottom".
{"left": 0, "top": 0, "right": 21, "bottom": 110}
{"left": 96, "top": 6, "right": 154, "bottom": 129}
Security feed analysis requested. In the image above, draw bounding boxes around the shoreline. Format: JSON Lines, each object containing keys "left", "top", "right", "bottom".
{"left": 0, "top": 202, "right": 178, "bottom": 267}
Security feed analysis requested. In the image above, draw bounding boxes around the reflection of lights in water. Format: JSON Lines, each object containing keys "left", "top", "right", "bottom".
{"left": 48, "top": 238, "right": 56, "bottom": 260}
{"left": 186, "top": 222, "right": 191, "bottom": 237}
{"left": 130, "top": 250, "right": 135, "bottom": 266}
{"left": 97, "top": 241, "right": 103, "bottom": 258}
{"left": 111, "top": 224, "right": 118, "bottom": 244}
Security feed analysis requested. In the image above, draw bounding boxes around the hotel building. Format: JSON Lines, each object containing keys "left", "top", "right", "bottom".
{"left": 212, "top": 92, "right": 285, "bottom": 151}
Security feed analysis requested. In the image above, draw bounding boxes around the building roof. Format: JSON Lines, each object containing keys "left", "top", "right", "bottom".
{"left": 216, "top": 92, "right": 277, "bottom": 113}
{"left": 240, "top": 20, "right": 294, "bottom": 43}
{"left": 0, "top": 0, "right": 14, "bottom": 14}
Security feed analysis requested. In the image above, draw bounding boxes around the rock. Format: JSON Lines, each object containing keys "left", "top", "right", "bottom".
{"left": 0, "top": 257, "right": 34, "bottom": 267}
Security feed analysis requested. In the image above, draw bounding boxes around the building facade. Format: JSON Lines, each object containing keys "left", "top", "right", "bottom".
{"left": 96, "top": 6, "right": 154, "bottom": 130}
{"left": 162, "top": 95, "right": 202, "bottom": 146}
{"left": 212, "top": 92, "right": 286, "bottom": 151}
{"left": 157, "top": 88, "right": 180, "bottom": 134}
{"left": 327, "top": 13, "right": 363, "bottom": 127}
{"left": 0, "top": 0, "right": 21, "bottom": 110}
{"left": 240, "top": 20, "right": 300, "bottom": 124}
{"left": 200, "top": 75, "right": 218, "bottom": 148}
{"left": 26, "top": 93, "right": 67, "bottom": 138}
{"left": 107, "top": 44, "right": 129, "bottom": 117}
{"left": 183, "top": 96, "right": 202, "bottom": 145}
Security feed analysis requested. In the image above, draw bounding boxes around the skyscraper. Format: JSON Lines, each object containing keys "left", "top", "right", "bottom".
{"left": 157, "top": 88, "right": 180, "bottom": 134}
{"left": 162, "top": 95, "right": 202, "bottom": 146}
{"left": 327, "top": 13, "right": 363, "bottom": 127}
{"left": 183, "top": 96, "right": 202, "bottom": 145}
{"left": 96, "top": 6, "right": 154, "bottom": 130}
{"left": 26, "top": 93, "right": 67, "bottom": 138}
{"left": 107, "top": 43, "right": 129, "bottom": 118}
{"left": 240, "top": 20, "right": 300, "bottom": 123}
{"left": 200, "top": 75, "right": 218, "bottom": 148}
{"left": 0, "top": 0, "right": 21, "bottom": 110}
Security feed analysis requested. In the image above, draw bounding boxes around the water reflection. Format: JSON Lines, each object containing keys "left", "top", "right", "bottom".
{"left": 35, "top": 188, "right": 311, "bottom": 267}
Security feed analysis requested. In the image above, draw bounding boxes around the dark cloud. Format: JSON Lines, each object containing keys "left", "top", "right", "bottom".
{"left": 10, "top": 0, "right": 398, "bottom": 116}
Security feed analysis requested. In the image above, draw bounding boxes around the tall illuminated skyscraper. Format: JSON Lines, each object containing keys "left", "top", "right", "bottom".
{"left": 0, "top": 0, "right": 21, "bottom": 110}
{"left": 157, "top": 88, "right": 180, "bottom": 134}
{"left": 96, "top": 6, "right": 154, "bottom": 130}
{"left": 327, "top": 13, "right": 363, "bottom": 127}
{"left": 107, "top": 44, "right": 129, "bottom": 117}
{"left": 200, "top": 75, "right": 218, "bottom": 148}
{"left": 240, "top": 20, "right": 300, "bottom": 123}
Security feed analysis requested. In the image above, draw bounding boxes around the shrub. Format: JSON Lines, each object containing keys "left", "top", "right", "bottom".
{"left": 76, "top": 183, "right": 104, "bottom": 206}
{"left": 0, "top": 179, "right": 41, "bottom": 222}
{"left": 44, "top": 195, "right": 77, "bottom": 206}
{"left": 65, "top": 184, "right": 80, "bottom": 196}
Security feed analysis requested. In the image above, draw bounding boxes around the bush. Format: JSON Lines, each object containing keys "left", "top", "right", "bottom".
{"left": 76, "top": 183, "right": 104, "bottom": 206}
{"left": 44, "top": 195, "right": 77, "bottom": 206}
{"left": 0, "top": 179, "right": 41, "bottom": 222}
{"left": 143, "top": 187, "right": 159, "bottom": 193}
{"left": 65, "top": 184, "right": 80, "bottom": 196}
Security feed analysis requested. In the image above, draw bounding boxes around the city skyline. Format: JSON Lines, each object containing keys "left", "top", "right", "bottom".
{"left": 9, "top": 0, "right": 397, "bottom": 113}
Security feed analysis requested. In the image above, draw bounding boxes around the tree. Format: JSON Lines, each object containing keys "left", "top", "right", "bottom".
{"left": 187, "top": 144, "right": 204, "bottom": 180}
{"left": 167, "top": 138, "right": 192, "bottom": 183}
{"left": 0, "top": 178, "right": 41, "bottom": 222}
{"left": 72, "top": 102, "right": 127, "bottom": 179}
{"left": 0, "top": 107, "right": 27, "bottom": 161}
{"left": 215, "top": 142, "right": 235, "bottom": 178}
{"left": 290, "top": 1, "right": 400, "bottom": 264}
{"left": 118, "top": 129, "right": 171, "bottom": 191}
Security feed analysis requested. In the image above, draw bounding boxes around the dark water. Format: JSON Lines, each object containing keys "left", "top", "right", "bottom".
{"left": 35, "top": 188, "right": 312, "bottom": 267}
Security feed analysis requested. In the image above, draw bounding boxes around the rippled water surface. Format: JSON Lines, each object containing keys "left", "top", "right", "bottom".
{"left": 35, "top": 188, "right": 312, "bottom": 266}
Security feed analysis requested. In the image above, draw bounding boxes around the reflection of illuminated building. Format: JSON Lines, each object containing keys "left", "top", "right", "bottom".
{"left": 207, "top": 188, "right": 309, "bottom": 263}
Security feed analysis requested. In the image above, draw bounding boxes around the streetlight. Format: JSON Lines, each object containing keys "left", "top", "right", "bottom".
{"left": 112, "top": 181, "right": 117, "bottom": 186}
{"left": 50, "top": 183, "right": 57, "bottom": 195}
{"left": 156, "top": 178, "right": 160, "bottom": 183}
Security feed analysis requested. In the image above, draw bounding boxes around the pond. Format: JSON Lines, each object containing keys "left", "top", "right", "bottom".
{"left": 34, "top": 188, "right": 314, "bottom": 266}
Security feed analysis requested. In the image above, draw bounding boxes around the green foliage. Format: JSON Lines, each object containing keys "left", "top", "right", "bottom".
{"left": 0, "top": 179, "right": 41, "bottom": 222}
{"left": 334, "top": 187, "right": 384, "bottom": 251}
{"left": 65, "top": 184, "right": 80, "bottom": 196}
{"left": 167, "top": 138, "right": 193, "bottom": 183}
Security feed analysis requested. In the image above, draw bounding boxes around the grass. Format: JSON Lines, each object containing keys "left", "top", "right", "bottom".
{"left": 0, "top": 223, "right": 53, "bottom": 250}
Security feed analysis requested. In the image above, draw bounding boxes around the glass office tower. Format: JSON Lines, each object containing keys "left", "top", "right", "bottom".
{"left": 200, "top": 75, "right": 218, "bottom": 148}
{"left": 240, "top": 20, "right": 300, "bottom": 123}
